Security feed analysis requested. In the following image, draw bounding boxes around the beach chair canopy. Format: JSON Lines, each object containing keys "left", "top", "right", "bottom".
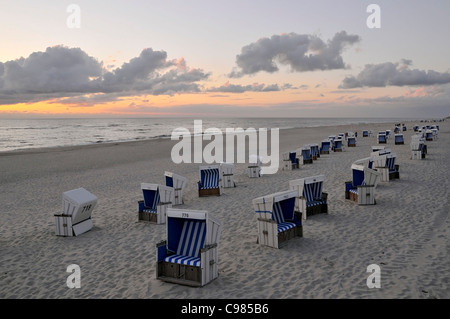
{"left": 351, "top": 164, "right": 380, "bottom": 187}
{"left": 289, "top": 175, "right": 325, "bottom": 205}
{"left": 163, "top": 209, "right": 221, "bottom": 267}
{"left": 253, "top": 190, "right": 299, "bottom": 233}
{"left": 62, "top": 187, "right": 97, "bottom": 225}
{"left": 141, "top": 183, "right": 174, "bottom": 212}
{"left": 165, "top": 171, "right": 187, "bottom": 190}
{"left": 320, "top": 140, "right": 330, "bottom": 151}
{"left": 198, "top": 165, "right": 221, "bottom": 189}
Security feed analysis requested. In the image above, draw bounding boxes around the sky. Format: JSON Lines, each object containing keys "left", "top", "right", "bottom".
{"left": 0, "top": 0, "right": 449, "bottom": 118}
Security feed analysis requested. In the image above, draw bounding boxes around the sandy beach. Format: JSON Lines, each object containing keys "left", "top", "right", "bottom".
{"left": 1, "top": 120, "right": 448, "bottom": 299}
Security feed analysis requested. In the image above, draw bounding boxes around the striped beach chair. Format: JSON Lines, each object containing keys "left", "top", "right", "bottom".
{"left": 138, "top": 183, "right": 174, "bottom": 224}
{"left": 298, "top": 146, "right": 313, "bottom": 164}
{"left": 345, "top": 164, "right": 381, "bottom": 205}
{"left": 378, "top": 132, "right": 387, "bottom": 144}
{"left": 198, "top": 165, "right": 223, "bottom": 196}
{"left": 320, "top": 140, "right": 331, "bottom": 154}
{"left": 165, "top": 171, "right": 187, "bottom": 206}
{"left": 347, "top": 136, "right": 356, "bottom": 147}
{"left": 253, "top": 190, "right": 302, "bottom": 249}
{"left": 54, "top": 187, "right": 97, "bottom": 237}
{"left": 333, "top": 138, "right": 343, "bottom": 152}
{"left": 248, "top": 154, "right": 262, "bottom": 178}
{"left": 282, "top": 150, "right": 299, "bottom": 171}
{"left": 411, "top": 135, "right": 426, "bottom": 159}
{"left": 386, "top": 153, "right": 400, "bottom": 180}
{"left": 310, "top": 144, "right": 320, "bottom": 160}
{"left": 394, "top": 134, "right": 404, "bottom": 145}
{"left": 156, "top": 208, "right": 222, "bottom": 287}
{"left": 220, "top": 162, "right": 236, "bottom": 188}
{"left": 289, "top": 175, "right": 328, "bottom": 220}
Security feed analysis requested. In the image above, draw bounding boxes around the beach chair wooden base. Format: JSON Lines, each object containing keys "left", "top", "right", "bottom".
{"left": 222, "top": 174, "right": 235, "bottom": 188}
{"left": 334, "top": 149, "right": 343, "bottom": 152}
{"left": 54, "top": 215, "right": 93, "bottom": 237}
{"left": 138, "top": 201, "right": 171, "bottom": 224}
{"left": 156, "top": 242, "right": 219, "bottom": 287}
{"left": 199, "top": 188, "right": 221, "bottom": 197}
{"left": 320, "top": 150, "right": 330, "bottom": 155}
{"left": 257, "top": 218, "right": 302, "bottom": 249}
{"left": 348, "top": 144, "right": 356, "bottom": 147}
{"left": 348, "top": 186, "right": 376, "bottom": 205}
{"left": 411, "top": 150, "right": 425, "bottom": 160}
{"left": 395, "top": 142, "right": 404, "bottom": 145}
{"left": 248, "top": 166, "right": 261, "bottom": 178}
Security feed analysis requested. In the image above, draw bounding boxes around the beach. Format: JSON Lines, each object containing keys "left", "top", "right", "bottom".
{"left": 1, "top": 120, "right": 449, "bottom": 299}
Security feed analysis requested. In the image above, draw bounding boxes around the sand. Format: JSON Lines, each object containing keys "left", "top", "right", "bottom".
{"left": 1, "top": 120, "right": 449, "bottom": 299}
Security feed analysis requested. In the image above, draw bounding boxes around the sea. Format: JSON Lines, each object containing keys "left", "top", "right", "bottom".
{"left": 0, "top": 117, "right": 417, "bottom": 153}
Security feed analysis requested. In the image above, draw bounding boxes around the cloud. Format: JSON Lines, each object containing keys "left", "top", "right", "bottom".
{"left": 0, "top": 46, "right": 210, "bottom": 105}
{"left": 208, "top": 81, "right": 282, "bottom": 93}
{"left": 229, "top": 31, "right": 360, "bottom": 78}
{"left": 340, "top": 60, "right": 450, "bottom": 88}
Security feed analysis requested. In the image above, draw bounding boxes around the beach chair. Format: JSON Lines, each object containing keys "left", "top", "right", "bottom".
{"left": 347, "top": 136, "right": 356, "bottom": 147}
{"left": 310, "top": 144, "right": 320, "bottom": 160}
{"left": 282, "top": 150, "right": 299, "bottom": 171}
{"left": 54, "top": 187, "right": 97, "bottom": 237}
{"left": 333, "top": 138, "right": 343, "bottom": 152}
{"left": 252, "top": 190, "right": 302, "bottom": 249}
{"left": 156, "top": 208, "right": 222, "bottom": 287}
{"left": 138, "top": 183, "right": 174, "bottom": 224}
{"left": 411, "top": 135, "right": 426, "bottom": 160}
{"left": 289, "top": 175, "right": 328, "bottom": 220}
{"left": 345, "top": 164, "right": 381, "bottom": 205}
{"left": 413, "top": 125, "right": 419, "bottom": 132}
{"left": 362, "top": 130, "right": 369, "bottom": 137}
{"left": 394, "top": 134, "right": 404, "bottom": 145}
{"left": 385, "top": 130, "right": 391, "bottom": 139}
{"left": 248, "top": 154, "right": 262, "bottom": 178}
{"left": 198, "top": 165, "right": 223, "bottom": 196}
{"left": 219, "top": 162, "right": 235, "bottom": 188}
{"left": 165, "top": 171, "right": 187, "bottom": 206}
{"left": 378, "top": 132, "right": 387, "bottom": 144}
{"left": 402, "top": 125, "right": 407, "bottom": 131}
{"left": 297, "top": 146, "right": 313, "bottom": 164}
{"left": 320, "top": 140, "right": 331, "bottom": 154}
{"left": 425, "top": 130, "right": 434, "bottom": 141}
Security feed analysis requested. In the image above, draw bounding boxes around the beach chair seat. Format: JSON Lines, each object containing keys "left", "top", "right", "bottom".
{"left": 345, "top": 164, "right": 381, "bottom": 205}
{"left": 198, "top": 165, "right": 223, "bottom": 196}
{"left": 253, "top": 190, "right": 302, "bottom": 249}
{"left": 156, "top": 209, "right": 222, "bottom": 287}
{"left": 220, "top": 162, "right": 236, "bottom": 187}
{"left": 282, "top": 151, "right": 299, "bottom": 170}
{"left": 54, "top": 187, "right": 97, "bottom": 237}
{"left": 138, "top": 183, "right": 174, "bottom": 224}
{"left": 165, "top": 171, "right": 187, "bottom": 206}
{"left": 320, "top": 140, "right": 331, "bottom": 154}
{"left": 289, "top": 175, "right": 328, "bottom": 220}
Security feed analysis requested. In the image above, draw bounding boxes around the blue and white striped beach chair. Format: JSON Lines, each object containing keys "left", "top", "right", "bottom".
{"left": 165, "top": 171, "right": 187, "bottom": 206}
{"left": 253, "top": 190, "right": 302, "bottom": 248}
{"left": 333, "top": 138, "right": 343, "bottom": 152}
{"left": 298, "top": 146, "right": 313, "bottom": 164}
{"left": 198, "top": 165, "right": 223, "bottom": 196}
{"left": 156, "top": 208, "right": 222, "bottom": 286}
{"left": 310, "top": 144, "right": 320, "bottom": 160}
{"left": 320, "top": 140, "right": 331, "bottom": 154}
{"left": 289, "top": 175, "right": 328, "bottom": 220}
{"left": 54, "top": 187, "right": 97, "bottom": 237}
{"left": 138, "top": 183, "right": 174, "bottom": 224}
{"left": 386, "top": 153, "right": 400, "bottom": 180}
{"left": 282, "top": 150, "right": 299, "bottom": 170}
{"left": 394, "top": 134, "right": 404, "bottom": 145}
{"left": 345, "top": 164, "right": 380, "bottom": 205}
{"left": 378, "top": 132, "right": 387, "bottom": 144}
{"left": 347, "top": 136, "right": 356, "bottom": 147}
